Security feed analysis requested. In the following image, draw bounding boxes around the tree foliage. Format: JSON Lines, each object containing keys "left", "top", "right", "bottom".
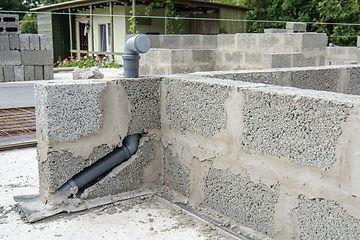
{"left": 208, "top": 0, "right": 360, "bottom": 46}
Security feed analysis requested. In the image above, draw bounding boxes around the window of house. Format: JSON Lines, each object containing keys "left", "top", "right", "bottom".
{"left": 99, "top": 23, "right": 111, "bottom": 52}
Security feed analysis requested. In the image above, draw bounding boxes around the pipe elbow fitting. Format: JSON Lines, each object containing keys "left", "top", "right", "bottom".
{"left": 122, "top": 34, "right": 151, "bottom": 78}
{"left": 123, "top": 134, "right": 140, "bottom": 155}
{"left": 123, "top": 34, "right": 151, "bottom": 56}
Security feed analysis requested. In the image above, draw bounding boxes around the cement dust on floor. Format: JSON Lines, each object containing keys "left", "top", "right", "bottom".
{"left": 0, "top": 147, "right": 229, "bottom": 240}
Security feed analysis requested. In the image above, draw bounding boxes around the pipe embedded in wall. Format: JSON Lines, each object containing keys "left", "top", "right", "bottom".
{"left": 55, "top": 134, "right": 140, "bottom": 197}
{"left": 122, "top": 34, "right": 151, "bottom": 78}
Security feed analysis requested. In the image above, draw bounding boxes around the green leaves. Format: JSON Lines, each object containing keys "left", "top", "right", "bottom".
{"left": 232, "top": 0, "right": 360, "bottom": 46}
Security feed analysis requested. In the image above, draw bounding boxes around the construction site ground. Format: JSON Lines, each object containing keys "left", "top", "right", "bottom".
{"left": 0, "top": 147, "right": 236, "bottom": 240}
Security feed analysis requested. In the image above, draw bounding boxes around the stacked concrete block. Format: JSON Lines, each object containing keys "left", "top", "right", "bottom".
{"left": 0, "top": 14, "right": 53, "bottom": 82}
{"left": 326, "top": 46, "right": 357, "bottom": 65}
{"left": 263, "top": 53, "right": 291, "bottom": 68}
{"left": 127, "top": 34, "right": 219, "bottom": 49}
{"left": 264, "top": 29, "right": 290, "bottom": 33}
{"left": 264, "top": 22, "right": 307, "bottom": 34}
{"left": 199, "top": 65, "right": 360, "bottom": 95}
{"left": 0, "top": 14, "right": 20, "bottom": 35}
{"left": 140, "top": 48, "right": 216, "bottom": 75}
{"left": 286, "top": 22, "right": 307, "bottom": 32}
{"left": 137, "top": 27, "right": 328, "bottom": 75}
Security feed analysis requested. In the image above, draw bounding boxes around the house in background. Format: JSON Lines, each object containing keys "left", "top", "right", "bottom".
{"left": 31, "top": 0, "right": 253, "bottom": 64}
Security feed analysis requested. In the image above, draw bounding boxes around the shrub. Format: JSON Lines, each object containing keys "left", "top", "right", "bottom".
{"left": 54, "top": 52, "right": 122, "bottom": 68}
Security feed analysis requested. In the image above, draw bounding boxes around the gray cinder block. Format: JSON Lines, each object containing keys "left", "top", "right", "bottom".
{"left": 9, "top": 34, "right": 20, "bottom": 50}
{"left": 264, "top": 29, "right": 289, "bottom": 33}
{"left": 0, "top": 14, "right": 20, "bottom": 34}
{"left": 34, "top": 65, "right": 43, "bottom": 80}
{"left": 225, "top": 52, "right": 243, "bottom": 62}
{"left": 14, "top": 66, "right": 24, "bottom": 81}
{"left": 3, "top": 66, "right": 15, "bottom": 82}
{"left": 21, "top": 50, "right": 53, "bottom": 66}
{"left": 263, "top": 53, "right": 291, "bottom": 68}
{"left": 202, "top": 35, "right": 218, "bottom": 48}
{"left": 217, "top": 34, "right": 236, "bottom": 48}
{"left": 29, "top": 34, "right": 40, "bottom": 50}
{"left": 302, "top": 33, "right": 327, "bottom": 50}
{"left": 39, "top": 34, "right": 51, "bottom": 50}
{"left": 182, "top": 35, "right": 200, "bottom": 47}
{"left": 43, "top": 65, "right": 53, "bottom": 80}
{"left": 0, "top": 14, "right": 19, "bottom": 25}
{"left": 0, "top": 35, "right": 9, "bottom": 51}
{"left": 0, "top": 67, "right": 3, "bottom": 82}
{"left": 24, "top": 66, "right": 34, "bottom": 81}
{"left": 161, "top": 35, "right": 180, "bottom": 48}
{"left": 286, "top": 22, "right": 307, "bottom": 32}
{"left": 19, "top": 34, "right": 30, "bottom": 50}
{"left": 0, "top": 50, "right": 21, "bottom": 66}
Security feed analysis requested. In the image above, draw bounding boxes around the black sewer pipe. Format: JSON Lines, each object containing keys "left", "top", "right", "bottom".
{"left": 56, "top": 134, "right": 140, "bottom": 197}
{"left": 122, "top": 34, "right": 151, "bottom": 78}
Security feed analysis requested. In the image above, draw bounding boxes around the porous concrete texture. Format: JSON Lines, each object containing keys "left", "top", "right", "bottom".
{"left": 163, "top": 148, "right": 191, "bottom": 197}
{"left": 241, "top": 86, "right": 350, "bottom": 170}
{"left": 196, "top": 65, "right": 360, "bottom": 95}
{"left": 204, "top": 168, "right": 280, "bottom": 237}
{"left": 119, "top": 77, "right": 161, "bottom": 134}
{"left": 296, "top": 195, "right": 360, "bottom": 239}
{"left": 289, "top": 66, "right": 339, "bottom": 92}
{"left": 40, "top": 144, "right": 111, "bottom": 193}
{"left": 35, "top": 80, "right": 107, "bottom": 144}
{"left": 164, "top": 77, "right": 229, "bottom": 137}
{"left": 139, "top": 32, "right": 328, "bottom": 75}
{"left": 346, "top": 66, "right": 360, "bottom": 95}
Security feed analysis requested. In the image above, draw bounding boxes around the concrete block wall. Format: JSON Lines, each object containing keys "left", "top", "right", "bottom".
{"left": 326, "top": 46, "right": 358, "bottom": 65}
{"left": 215, "top": 33, "right": 327, "bottom": 70}
{"left": 197, "top": 65, "right": 360, "bottom": 95}
{"left": 139, "top": 49, "right": 215, "bottom": 75}
{"left": 0, "top": 15, "right": 53, "bottom": 82}
{"left": 139, "top": 34, "right": 218, "bottom": 49}
{"left": 138, "top": 32, "right": 328, "bottom": 75}
{"left": 161, "top": 75, "right": 360, "bottom": 239}
{"left": 35, "top": 65, "right": 360, "bottom": 239}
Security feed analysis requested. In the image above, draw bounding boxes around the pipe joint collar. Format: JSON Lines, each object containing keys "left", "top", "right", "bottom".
{"left": 122, "top": 54, "right": 141, "bottom": 60}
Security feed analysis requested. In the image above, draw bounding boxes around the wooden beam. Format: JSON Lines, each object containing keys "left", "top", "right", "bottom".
{"left": 132, "top": 0, "right": 136, "bottom": 34}
{"left": 90, "top": 4, "right": 94, "bottom": 56}
{"left": 68, "top": 8, "right": 73, "bottom": 58}
{"left": 110, "top": 1, "right": 114, "bottom": 61}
